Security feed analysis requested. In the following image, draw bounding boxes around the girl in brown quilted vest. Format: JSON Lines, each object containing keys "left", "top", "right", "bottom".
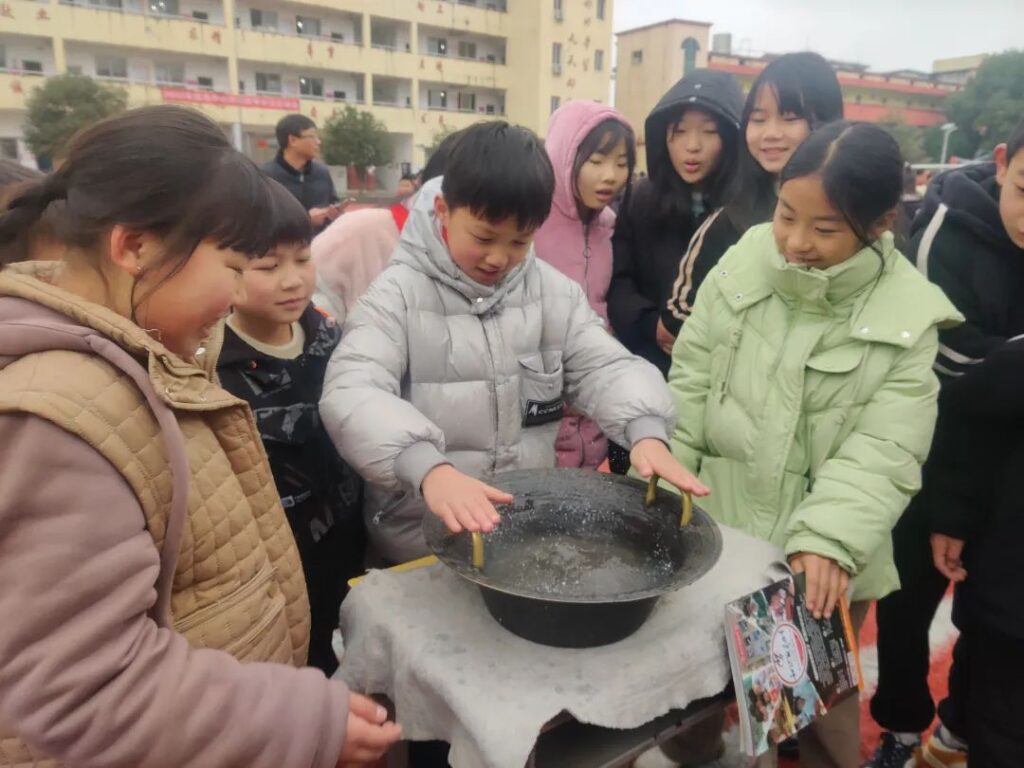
{"left": 0, "top": 106, "right": 400, "bottom": 768}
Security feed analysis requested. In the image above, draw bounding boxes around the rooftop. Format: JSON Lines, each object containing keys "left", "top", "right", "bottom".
{"left": 616, "top": 18, "right": 712, "bottom": 37}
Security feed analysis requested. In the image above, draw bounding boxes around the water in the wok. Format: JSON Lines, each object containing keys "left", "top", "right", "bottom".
{"left": 471, "top": 503, "right": 681, "bottom": 599}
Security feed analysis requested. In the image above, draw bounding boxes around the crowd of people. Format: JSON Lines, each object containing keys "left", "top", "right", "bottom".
{"left": 0, "top": 48, "right": 1021, "bottom": 768}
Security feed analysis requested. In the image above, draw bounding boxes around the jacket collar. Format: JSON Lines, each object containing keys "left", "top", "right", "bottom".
{"left": 392, "top": 177, "right": 531, "bottom": 314}
{"left": 0, "top": 265, "right": 237, "bottom": 410}
{"left": 274, "top": 149, "right": 312, "bottom": 178}
{"left": 716, "top": 224, "right": 962, "bottom": 348}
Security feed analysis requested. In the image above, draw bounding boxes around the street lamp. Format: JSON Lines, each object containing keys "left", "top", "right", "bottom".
{"left": 940, "top": 122, "right": 958, "bottom": 165}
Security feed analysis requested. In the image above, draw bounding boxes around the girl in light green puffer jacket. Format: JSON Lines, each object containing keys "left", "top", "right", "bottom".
{"left": 668, "top": 122, "right": 962, "bottom": 767}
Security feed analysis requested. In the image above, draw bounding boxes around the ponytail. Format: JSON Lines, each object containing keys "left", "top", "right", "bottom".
{"left": 0, "top": 175, "right": 66, "bottom": 265}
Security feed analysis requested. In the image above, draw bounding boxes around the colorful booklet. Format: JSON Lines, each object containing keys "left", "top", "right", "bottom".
{"left": 724, "top": 571, "right": 862, "bottom": 757}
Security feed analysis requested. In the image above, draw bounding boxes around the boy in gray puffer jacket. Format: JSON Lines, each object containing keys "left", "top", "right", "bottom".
{"left": 320, "top": 122, "right": 708, "bottom": 564}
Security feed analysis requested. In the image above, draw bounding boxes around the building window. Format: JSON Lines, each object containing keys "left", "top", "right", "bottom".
{"left": 458, "top": 92, "right": 476, "bottom": 111}
{"left": 596, "top": 0, "right": 605, "bottom": 19}
{"left": 249, "top": 9, "right": 277, "bottom": 30}
{"left": 428, "top": 89, "right": 448, "bottom": 109}
{"left": 21, "top": 60, "right": 43, "bottom": 74}
{"left": 428, "top": 37, "right": 448, "bottom": 56}
{"left": 594, "top": 49, "right": 604, "bottom": 71}
{"left": 550, "top": 95, "right": 560, "bottom": 114}
{"left": 148, "top": 0, "right": 178, "bottom": 16}
{"left": 255, "top": 72, "right": 282, "bottom": 93}
{"left": 191, "top": 10, "right": 209, "bottom": 21}
{"left": 299, "top": 76, "right": 324, "bottom": 97}
{"left": 296, "top": 16, "right": 321, "bottom": 37}
{"left": 553, "top": 0, "right": 563, "bottom": 21}
{"left": 682, "top": 37, "right": 700, "bottom": 76}
{"left": 197, "top": 75, "right": 214, "bottom": 90}
{"left": 457, "top": 40, "right": 477, "bottom": 59}
{"left": 632, "top": 50, "right": 643, "bottom": 65}
{"left": 0, "top": 138, "right": 17, "bottom": 160}
{"left": 552, "top": 42, "right": 562, "bottom": 74}
{"left": 89, "top": 0, "right": 124, "bottom": 9}
{"left": 96, "top": 55, "right": 128, "bottom": 79}
{"left": 0, "top": 44, "right": 5, "bottom": 70}
{"left": 154, "top": 61, "right": 185, "bottom": 84}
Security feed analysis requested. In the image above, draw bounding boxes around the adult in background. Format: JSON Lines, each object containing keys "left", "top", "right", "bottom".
{"left": 262, "top": 114, "right": 345, "bottom": 233}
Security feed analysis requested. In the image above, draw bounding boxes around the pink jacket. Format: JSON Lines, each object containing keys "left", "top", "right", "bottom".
{"left": 312, "top": 206, "right": 403, "bottom": 324}
{"left": 534, "top": 101, "right": 633, "bottom": 469}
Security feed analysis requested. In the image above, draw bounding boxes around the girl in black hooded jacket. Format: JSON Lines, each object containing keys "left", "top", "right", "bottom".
{"left": 608, "top": 69, "right": 743, "bottom": 378}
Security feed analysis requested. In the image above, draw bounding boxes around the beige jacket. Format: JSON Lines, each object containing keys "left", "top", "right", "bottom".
{"left": 0, "top": 266, "right": 349, "bottom": 767}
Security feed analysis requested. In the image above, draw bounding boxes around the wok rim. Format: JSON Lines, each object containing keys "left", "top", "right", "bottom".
{"left": 422, "top": 469, "right": 724, "bottom": 604}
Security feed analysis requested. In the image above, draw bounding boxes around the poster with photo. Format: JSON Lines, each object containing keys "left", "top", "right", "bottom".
{"left": 725, "top": 572, "right": 861, "bottom": 757}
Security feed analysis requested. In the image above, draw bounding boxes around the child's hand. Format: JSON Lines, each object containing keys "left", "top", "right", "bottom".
{"left": 656, "top": 318, "right": 676, "bottom": 355}
{"left": 629, "top": 438, "right": 710, "bottom": 497}
{"left": 337, "top": 693, "right": 402, "bottom": 766}
{"left": 421, "top": 464, "right": 512, "bottom": 534}
{"left": 788, "top": 552, "right": 850, "bottom": 620}
{"left": 930, "top": 533, "right": 967, "bottom": 582}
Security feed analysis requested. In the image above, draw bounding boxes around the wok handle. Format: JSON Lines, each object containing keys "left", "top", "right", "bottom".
{"left": 645, "top": 475, "right": 694, "bottom": 527}
{"left": 471, "top": 531, "right": 485, "bottom": 569}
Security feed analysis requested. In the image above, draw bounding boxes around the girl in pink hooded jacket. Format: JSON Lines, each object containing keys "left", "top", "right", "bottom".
{"left": 534, "top": 101, "right": 636, "bottom": 469}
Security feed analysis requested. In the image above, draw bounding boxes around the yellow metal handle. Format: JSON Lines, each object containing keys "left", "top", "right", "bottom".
{"left": 346, "top": 555, "right": 439, "bottom": 588}
{"left": 471, "top": 531, "right": 485, "bottom": 569}
{"left": 645, "top": 475, "right": 693, "bottom": 527}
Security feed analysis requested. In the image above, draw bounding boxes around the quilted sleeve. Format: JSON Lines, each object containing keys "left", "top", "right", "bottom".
{"left": 320, "top": 270, "right": 447, "bottom": 495}
{"left": 667, "top": 278, "right": 717, "bottom": 474}
{"left": 785, "top": 329, "right": 941, "bottom": 576}
{"left": 0, "top": 415, "right": 349, "bottom": 768}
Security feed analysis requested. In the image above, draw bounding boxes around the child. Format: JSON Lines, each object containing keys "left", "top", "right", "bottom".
{"left": 667, "top": 122, "right": 961, "bottom": 766}
{"left": 211, "top": 181, "right": 365, "bottom": 676}
{"left": 533, "top": 102, "right": 636, "bottom": 469}
{"left": 320, "top": 121, "right": 708, "bottom": 565}
{"left": 666, "top": 52, "right": 843, "bottom": 335}
{"left": 609, "top": 69, "right": 744, "bottom": 377}
{"left": 868, "top": 116, "right": 1024, "bottom": 768}
{"left": 0, "top": 106, "right": 400, "bottom": 767}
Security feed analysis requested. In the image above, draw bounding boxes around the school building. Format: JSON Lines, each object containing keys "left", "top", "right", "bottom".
{"left": 0, "top": 0, "right": 614, "bottom": 178}
{"left": 615, "top": 19, "right": 967, "bottom": 172}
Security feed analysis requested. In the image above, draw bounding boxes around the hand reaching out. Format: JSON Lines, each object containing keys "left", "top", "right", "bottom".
{"left": 421, "top": 464, "right": 512, "bottom": 535}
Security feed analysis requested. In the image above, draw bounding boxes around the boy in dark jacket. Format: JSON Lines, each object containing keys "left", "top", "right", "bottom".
{"left": 213, "top": 184, "right": 365, "bottom": 675}
{"left": 868, "top": 117, "right": 1024, "bottom": 768}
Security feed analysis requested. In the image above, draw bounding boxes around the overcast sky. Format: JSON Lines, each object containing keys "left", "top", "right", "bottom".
{"left": 614, "top": 0, "right": 1022, "bottom": 72}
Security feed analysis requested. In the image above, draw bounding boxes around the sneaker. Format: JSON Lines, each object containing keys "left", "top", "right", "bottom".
{"left": 921, "top": 732, "right": 967, "bottom": 768}
{"left": 863, "top": 732, "right": 921, "bottom": 768}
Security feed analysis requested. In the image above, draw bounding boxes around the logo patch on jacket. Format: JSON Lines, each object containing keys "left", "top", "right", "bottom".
{"left": 523, "top": 397, "right": 564, "bottom": 427}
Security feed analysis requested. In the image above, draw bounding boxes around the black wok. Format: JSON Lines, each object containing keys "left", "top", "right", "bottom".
{"left": 422, "top": 469, "right": 722, "bottom": 648}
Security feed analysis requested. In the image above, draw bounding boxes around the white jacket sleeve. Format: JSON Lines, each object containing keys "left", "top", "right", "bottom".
{"left": 320, "top": 272, "right": 447, "bottom": 494}
{"left": 559, "top": 277, "right": 675, "bottom": 447}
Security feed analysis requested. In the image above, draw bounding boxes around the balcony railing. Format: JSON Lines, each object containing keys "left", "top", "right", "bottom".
{"left": 58, "top": 0, "right": 225, "bottom": 25}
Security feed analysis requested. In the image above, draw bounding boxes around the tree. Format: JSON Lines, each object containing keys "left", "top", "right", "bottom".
{"left": 878, "top": 115, "right": 928, "bottom": 164}
{"left": 944, "top": 50, "right": 1024, "bottom": 157}
{"left": 321, "top": 106, "right": 392, "bottom": 178}
{"left": 23, "top": 75, "right": 128, "bottom": 164}
{"left": 422, "top": 126, "right": 458, "bottom": 160}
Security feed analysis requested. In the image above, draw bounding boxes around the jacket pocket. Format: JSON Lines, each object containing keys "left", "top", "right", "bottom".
{"left": 805, "top": 343, "right": 868, "bottom": 413}
{"left": 709, "top": 327, "right": 742, "bottom": 403}
{"left": 174, "top": 559, "right": 288, "bottom": 662}
{"left": 518, "top": 353, "right": 565, "bottom": 427}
